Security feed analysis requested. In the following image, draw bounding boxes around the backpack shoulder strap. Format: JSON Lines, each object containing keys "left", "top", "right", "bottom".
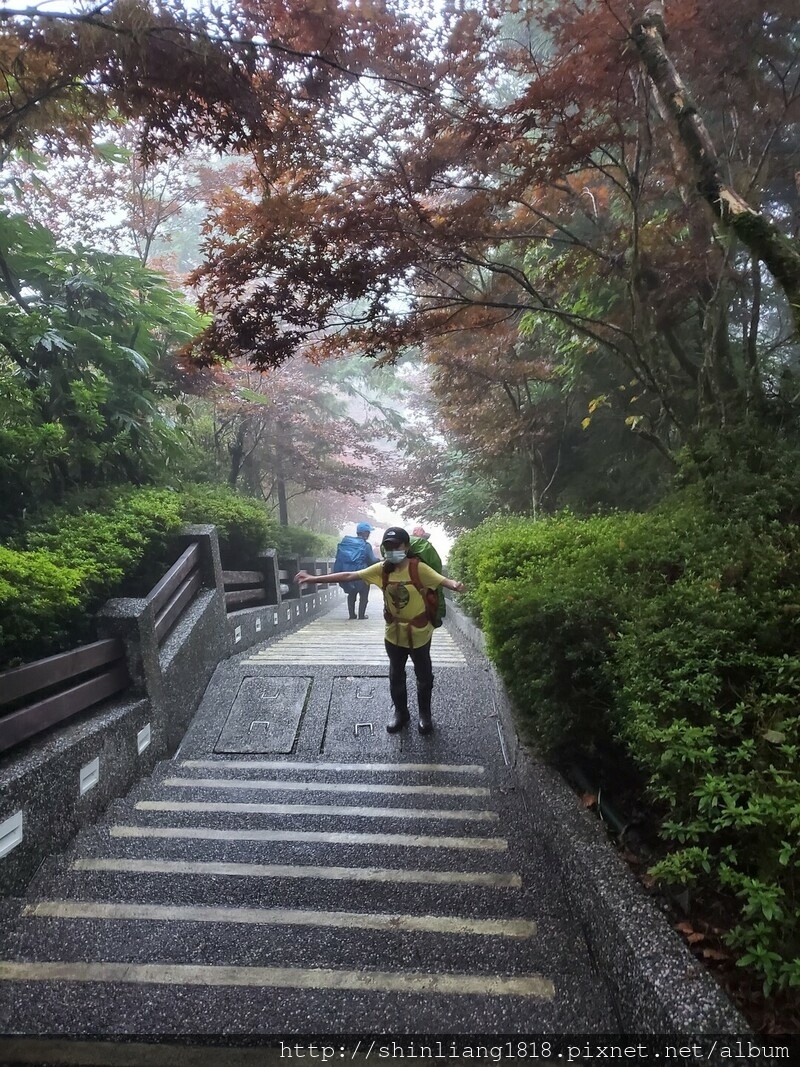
{"left": 407, "top": 555, "right": 424, "bottom": 595}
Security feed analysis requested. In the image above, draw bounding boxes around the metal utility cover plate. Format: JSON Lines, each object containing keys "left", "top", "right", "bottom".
{"left": 215, "top": 676, "right": 311, "bottom": 753}
{"left": 323, "top": 676, "right": 395, "bottom": 755}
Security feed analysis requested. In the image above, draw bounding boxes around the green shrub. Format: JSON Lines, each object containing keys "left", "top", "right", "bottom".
{"left": 613, "top": 509, "right": 800, "bottom": 994}
{"left": 682, "top": 421, "right": 800, "bottom": 527}
{"left": 170, "top": 485, "right": 278, "bottom": 561}
{"left": 452, "top": 510, "right": 650, "bottom": 759}
{"left": 448, "top": 512, "right": 535, "bottom": 623}
{"left": 25, "top": 488, "right": 184, "bottom": 595}
{"left": 0, "top": 547, "right": 85, "bottom": 664}
{"left": 271, "top": 526, "right": 338, "bottom": 558}
{"left": 451, "top": 482, "right": 800, "bottom": 993}
{"left": 1, "top": 488, "right": 185, "bottom": 666}
{"left": 0, "top": 484, "right": 337, "bottom": 669}
{"left": 169, "top": 485, "right": 337, "bottom": 560}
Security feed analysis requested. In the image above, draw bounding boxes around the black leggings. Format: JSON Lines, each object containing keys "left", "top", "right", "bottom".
{"left": 384, "top": 639, "right": 434, "bottom": 716}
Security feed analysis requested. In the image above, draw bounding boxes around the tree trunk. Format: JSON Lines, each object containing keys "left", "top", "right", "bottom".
{"left": 528, "top": 447, "right": 538, "bottom": 521}
{"left": 275, "top": 437, "right": 289, "bottom": 526}
{"left": 227, "top": 417, "right": 249, "bottom": 488}
{"left": 631, "top": 2, "right": 800, "bottom": 336}
{"left": 276, "top": 472, "right": 289, "bottom": 526}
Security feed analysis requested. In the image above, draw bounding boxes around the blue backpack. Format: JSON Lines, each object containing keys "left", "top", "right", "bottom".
{"left": 335, "top": 536, "right": 372, "bottom": 591}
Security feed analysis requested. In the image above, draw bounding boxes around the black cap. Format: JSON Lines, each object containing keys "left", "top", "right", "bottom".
{"left": 381, "top": 526, "right": 409, "bottom": 546}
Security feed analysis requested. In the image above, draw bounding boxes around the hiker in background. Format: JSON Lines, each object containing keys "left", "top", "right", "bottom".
{"left": 333, "top": 522, "right": 378, "bottom": 620}
{"left": 296, "top": 527, "right": 466, "bottom": 734}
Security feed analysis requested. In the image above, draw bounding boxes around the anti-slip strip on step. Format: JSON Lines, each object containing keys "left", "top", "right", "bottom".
{"left": 0, "top": 960, "right": 554, "bottom": 999}
{"left": 162, "top": 776, "right": 491, "bottom": 797}
{"left": 135, "top": 800, "right": 499, "bottom": 822}
{"left": 71, "top": 857, "right": 522, "bottom": 887}
{"left": 109, "top": 825, "right": 508, "bottom": 851}
{"left": 180, "top": 759, "right": 485, "bottom": 774}
{"left": 23, "top": 900, "right": 537, "bottom": 938}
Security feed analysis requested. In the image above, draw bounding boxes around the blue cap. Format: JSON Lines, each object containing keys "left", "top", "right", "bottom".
{"left": 356, "top": 522, "right": 374, "bottom": 535}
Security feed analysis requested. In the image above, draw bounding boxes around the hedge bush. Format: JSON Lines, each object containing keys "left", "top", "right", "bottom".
{"left": 0, "top": 547, "right": 85, "bottom": 663}
{"left": 450, "top": 485, "right": 800, "bottom": 994}
{"left": 166, "top": 485, "right": 278, "bottom": 562}
{"left": 0, "top": 485, "right": 336, "bottom": 669}
{"left": 25, "top": 488, "right": 185, "bottom": 596}
{"left": 269, "top": 525, "right": 339, "bottom": 558}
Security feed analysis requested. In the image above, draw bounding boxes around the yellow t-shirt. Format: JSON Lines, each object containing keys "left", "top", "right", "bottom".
{"left": 358, "top": 560, "right": 445, "bottom": 649}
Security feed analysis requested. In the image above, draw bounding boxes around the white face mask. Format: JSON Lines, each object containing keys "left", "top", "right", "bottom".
{"left": 384, "top": 549, "right": 407, "bottom": 564}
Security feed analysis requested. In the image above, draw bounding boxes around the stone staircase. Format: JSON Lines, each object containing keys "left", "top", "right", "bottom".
{"left": 0, "top": 603, "right": 619, "bottom": 1058}
{"left": 0, "top": 753, "right": 615, "bottom": 1037}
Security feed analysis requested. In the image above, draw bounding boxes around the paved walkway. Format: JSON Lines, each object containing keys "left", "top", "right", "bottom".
{"left": 0, "top": 600, "right": 619, "bottom": 1053}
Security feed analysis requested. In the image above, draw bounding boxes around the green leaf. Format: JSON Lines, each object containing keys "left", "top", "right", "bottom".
{"left": 237, "top": 388, "right": 272, "bottom": 405}
{"left": 763, "top": 729, "right": 785, "bottom": 744}
{"left": 93, "top": 142, "right": 133, "bottom": 165}
{"left": 116, "top": 347, "right": 151, "bottom": 374}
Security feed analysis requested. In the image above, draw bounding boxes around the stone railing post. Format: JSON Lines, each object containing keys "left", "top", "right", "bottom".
{"left": 298, "top": 556, "right": 319, "bottom": 594}
{"left": 256, "top": 548, "right": 281, "bottom": 604}
{"left": 95, "top": 598, "right": 164, "bottom": 708}
{"left": 278, "top": 554, "right": 301, "bottom": 600}
{"left": 177, "top": 524, "right": 223, "bottom": 594}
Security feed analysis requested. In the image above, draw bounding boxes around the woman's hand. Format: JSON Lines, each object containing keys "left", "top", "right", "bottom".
{"left": 449, "top": 579, "right": 466, "bottom": 593}
{"left": 295, "top": 571, "right": 312, "bottom": 584}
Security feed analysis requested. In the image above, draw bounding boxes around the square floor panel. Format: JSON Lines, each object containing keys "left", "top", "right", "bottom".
{"left": 214, "top": 676, "right": 312, "bottom": 753}
{"left": 322, "top": 675, "right": 399, "bottom": 755}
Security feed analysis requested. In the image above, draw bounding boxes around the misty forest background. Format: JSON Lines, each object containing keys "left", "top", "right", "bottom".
{"left": 1, "top": 0, "right": 799, "bottom": 1020}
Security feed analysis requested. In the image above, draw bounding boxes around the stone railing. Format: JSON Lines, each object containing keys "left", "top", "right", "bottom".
{"left": 0, "top": 525, "right": 341, "bottom": 893}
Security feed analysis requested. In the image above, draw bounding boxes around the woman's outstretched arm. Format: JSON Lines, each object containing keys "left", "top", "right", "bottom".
{"left": 295, "top": 570, "right": 360, "bottom": 584}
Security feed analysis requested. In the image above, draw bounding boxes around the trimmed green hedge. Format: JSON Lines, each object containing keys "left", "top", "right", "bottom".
{"left": 0, "top": 486, "right": 334, "bottom": 669}
{"left": 24, "top": 488, "right": 185, "bottom": 597}
{"left": 0, "top": 547, "right": 85, "bottom": 663}
{"left": 269, "top": 526, "right": 339, "bottom": 558}
{"left": 450, "top": 486, "right": 800, "bottom": 994}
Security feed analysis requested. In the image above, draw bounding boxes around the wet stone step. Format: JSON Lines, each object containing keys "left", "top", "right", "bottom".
{"left": 0, "top": 969, "right": 588, "bottom": 1035}
{"left": 7, "top": 906, "right": 565, "bottom": 977}
{"left": 0, "top": 603, "right": 619, "bottom": 1038}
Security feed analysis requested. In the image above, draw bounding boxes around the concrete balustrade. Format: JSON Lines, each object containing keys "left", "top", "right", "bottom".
{"left": 0, "top": 525, "right": 341, "bottom": 894}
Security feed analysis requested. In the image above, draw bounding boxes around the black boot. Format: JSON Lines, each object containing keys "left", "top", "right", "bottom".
{"left": 386, "top": 707, "right": 410, "bottom": 733}
{"left": 417, "top": 674, "right": 434, "bottom": 735}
